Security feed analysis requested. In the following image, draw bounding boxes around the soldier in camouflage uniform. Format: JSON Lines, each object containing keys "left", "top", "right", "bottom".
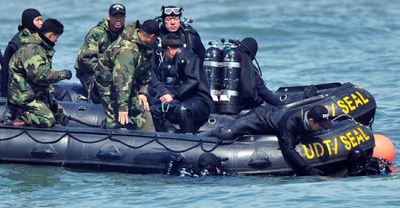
{"left": 8, "top": 18, "right": 72, "bottom": 128}
{"left": 1, "top": 8, "right": 43, "bottom": 97}
{"left": 95, "top": 19, "right": 160, "bottom": 130}
{"left": 74, "top": 3, "right": 126, "bottom": 103}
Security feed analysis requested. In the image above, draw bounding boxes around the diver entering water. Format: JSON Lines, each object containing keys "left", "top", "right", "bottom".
{"left": 163, "top": 152, "right": 227, "bottom": 177}
{"left": 346, "top": 147, "right": 393, "bottom": 176}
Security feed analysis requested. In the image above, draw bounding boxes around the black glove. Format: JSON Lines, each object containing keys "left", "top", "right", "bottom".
{"left": 309, "top": 168, "right": 324, "bottom": 176}
{"left": 48, "top": 93, "right": 58, "bottom": 113}
{"left": 64, "top": 70, "right": 72, "bottom": 80}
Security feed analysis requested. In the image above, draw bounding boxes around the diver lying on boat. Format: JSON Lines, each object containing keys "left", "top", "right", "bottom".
{"left": 202, "top": 104, "right": 333, "bottom": 176}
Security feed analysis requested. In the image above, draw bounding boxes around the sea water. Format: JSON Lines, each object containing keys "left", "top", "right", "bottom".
{"left": 0, "top": 0, "right": 399, "bottom": 207}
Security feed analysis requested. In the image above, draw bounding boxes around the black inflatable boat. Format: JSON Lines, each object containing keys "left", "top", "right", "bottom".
{"left": 0, "top": 117, "right": 374, "bottom": 176}
{"left": 0, "top": 81, "right": 377, "bottom": 176}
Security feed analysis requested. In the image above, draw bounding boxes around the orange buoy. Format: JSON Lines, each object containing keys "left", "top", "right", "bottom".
{"left": 372, "top": 134, "right": 395, "bottom": 162}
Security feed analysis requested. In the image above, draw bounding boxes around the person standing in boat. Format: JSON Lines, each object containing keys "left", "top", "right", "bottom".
{"left": 150, "top": 34, "right": 212, "bottom": 134}
{"left": 95, "top": 19, "right": 159, "bottom": 130}
{"left": 1, "top": 8, "right": 43, "bottom": 97}
{"left": 202, "top": 105, "right": 333, "bottom": 176}
{"left": 237, "top": 37, "right": 281, "bottom": 110}
{"left": 74, "top": 3, "right": 126, "bottom": 104}
{"left": 7, "top": 18, "right": 72, "bottom": 127}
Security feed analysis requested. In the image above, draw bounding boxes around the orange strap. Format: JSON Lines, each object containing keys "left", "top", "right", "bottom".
{"left": 3, "top": 122, "right": 25, "bottom": 126}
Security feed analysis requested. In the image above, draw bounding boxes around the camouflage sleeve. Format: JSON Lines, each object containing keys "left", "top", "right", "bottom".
{"left": 112, "top": 45, "right": 138, "bottom": 112}
{"left": 95, "top": 49, "right": 114, "bottom": 103}
{"left": 137, "top": 55, "right": 153, "bottom": 96}
{"left": 74, "top": 27, "right": 103, "bottom": 73}
{"left": 22, "top": 45, "right": 68, "bottom": 85}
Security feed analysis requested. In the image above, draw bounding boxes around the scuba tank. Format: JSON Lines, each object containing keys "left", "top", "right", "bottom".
{"left": 204, "top": 41, "right": 223, "bottom": 113}
{"left": 218, "top": 39, "right": 241, "bottom": 115}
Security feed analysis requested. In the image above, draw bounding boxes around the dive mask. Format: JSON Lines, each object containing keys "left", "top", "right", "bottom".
{"left": 161, "top": 5, "right": 183, "bottom": 16}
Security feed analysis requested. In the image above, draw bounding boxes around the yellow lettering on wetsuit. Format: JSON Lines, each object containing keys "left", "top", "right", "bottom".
{"left": 336, "top": 91, "right": 369, "bottom": 114}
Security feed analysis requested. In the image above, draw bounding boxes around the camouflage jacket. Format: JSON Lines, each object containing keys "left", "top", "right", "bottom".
{"left": 8, "top": 32, "right": 70, "bottom": 105}
{"left": 74, "top": 19, "right": 123, "bottom": 78}
{"left": 96, "top": 21, "right": 153, "bottom": 112}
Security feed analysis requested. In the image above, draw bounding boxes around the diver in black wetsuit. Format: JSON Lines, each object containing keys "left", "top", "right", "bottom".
{"left": 203, "top": 105, "right": 333, "bottom": 176}
{"left": 155, "top": 5, "right": 205, "bottom": 62}
{"left": 150, "top": 34, "right": 212, "bottom": 134}
{"left": 237, "top": 37, "right": 281, "bottom": 110}
{"left": 1, "top": 8, "right": 43, "bottom": 97}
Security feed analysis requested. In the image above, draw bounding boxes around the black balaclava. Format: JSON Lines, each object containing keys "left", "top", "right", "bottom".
{"left": 239, "top": 37, "right": 258, "bottom": 60}
{"left": 21, "top": 8, "right": 42, "bottom": 32}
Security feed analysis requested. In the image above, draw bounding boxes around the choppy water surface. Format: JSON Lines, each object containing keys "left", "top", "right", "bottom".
{"left": 1, "top": 0, "right": 400, "bottom": 207}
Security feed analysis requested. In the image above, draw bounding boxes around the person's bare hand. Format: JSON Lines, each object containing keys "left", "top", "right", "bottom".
{"left": 139, "top": 94, "right": 150, "bottom": 111}
{"left": 118, "top": 111, "right": 129, "bottom": 125}
{"left": 160, "top": 94, "right": 173, "bottom": 104}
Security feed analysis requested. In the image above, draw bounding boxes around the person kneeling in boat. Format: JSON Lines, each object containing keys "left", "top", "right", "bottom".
{"left": 95, "top": 20, "right": 159, "bottom": 130}
{"left": 150, "top": 34, "right": 213, "bottom": 134}
{"left": 203, "top": 105, "right": 333, "bottom": 176}
{"left": 7, "top": 18, "right": 72, "bottom": 127}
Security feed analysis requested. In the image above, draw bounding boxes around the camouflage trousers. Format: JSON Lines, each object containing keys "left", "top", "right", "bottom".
{"left": 78, "top": 73, "right": 101, "bottom": 104}
{"left": 78, "top": 72, "right": 94, "bottom": 94}
{"left": 15, "top": 99, "right": 69, "bottom": 128}
{"left": 102, "top": 99, "right": 155, "bottom": 131}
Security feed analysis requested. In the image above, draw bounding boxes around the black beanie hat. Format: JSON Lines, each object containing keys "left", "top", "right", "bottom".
{"left": 21, "top": 8, "right": 42, "bottom": 31}
{"left": 239, "top": 37, "right": 258, "bottom": 60}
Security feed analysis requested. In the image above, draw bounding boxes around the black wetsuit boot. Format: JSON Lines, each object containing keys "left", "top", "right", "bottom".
{"left": 175, "top": 105, "right": 195, "bottom": 134}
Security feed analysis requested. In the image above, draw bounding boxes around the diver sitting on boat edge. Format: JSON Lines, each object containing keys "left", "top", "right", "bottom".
{"left": 150, "top": 34, "right": 213, "bottom": 134}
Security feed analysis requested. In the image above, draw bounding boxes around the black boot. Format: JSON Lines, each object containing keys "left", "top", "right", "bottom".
{"left": 3, "top": 102, "right": 16, "bottom": 125}
{"left": 176, "top": 105, "right": 195, "bottom": 134}
{"left": 197, "top": 127, "right": 220, "bottom": 137}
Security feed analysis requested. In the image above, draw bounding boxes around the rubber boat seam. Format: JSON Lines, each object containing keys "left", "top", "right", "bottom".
{"left": 0, "top": 129, "right": 25, "bottom": 141}
{"left": 25, "top": 129, "right": 68, "bottom": 144}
